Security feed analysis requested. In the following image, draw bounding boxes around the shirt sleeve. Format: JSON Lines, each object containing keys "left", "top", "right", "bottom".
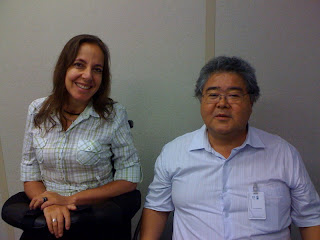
{"left": 20, "top": 101, "right": 41, "bottom": 182}
{"left": 288, "top": 144, "right": 320, "bottom": 227}
{"left": 144, "top": 146, "right": 174, "bottom": 212}
{"left": 111, "top": 106, "right": 142, "bottom": 183}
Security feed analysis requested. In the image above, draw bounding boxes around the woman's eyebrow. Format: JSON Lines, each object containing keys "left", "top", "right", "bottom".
{"left": 74, "top": 58, "right": 103, "bottom": 68}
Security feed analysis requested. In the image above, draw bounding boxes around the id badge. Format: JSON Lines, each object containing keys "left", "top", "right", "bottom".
{"left": 248, "top": 192, "right": 266, "bottom": 220}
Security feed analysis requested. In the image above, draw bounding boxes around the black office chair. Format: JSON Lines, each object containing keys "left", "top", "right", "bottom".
{"left": 2, "top": 120, "right": 140, "bottom": 240}
{"left": 2, "top": 190, "right": 140, "bottom": 240}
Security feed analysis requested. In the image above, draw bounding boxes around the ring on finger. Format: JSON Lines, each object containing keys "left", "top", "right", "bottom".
{"left": 52, "top": 218, "right": 57, "bottom": 223}
{"left": 43, "top": 197, "right": 48, "bottom": 202}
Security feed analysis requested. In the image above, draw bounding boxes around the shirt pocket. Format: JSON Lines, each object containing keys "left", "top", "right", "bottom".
{"left": 33, "top": 136, "right": 47, "bottom": 163}
{"left": 249, "top": 182, "right": 291, "bottom": 233}
{"left": 76, "top": 140, "right": 102, "bottom": 166}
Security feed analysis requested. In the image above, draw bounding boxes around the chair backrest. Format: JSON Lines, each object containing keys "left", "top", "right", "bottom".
{"left": 128, "top": 120, "right": 134, "bottom": 128}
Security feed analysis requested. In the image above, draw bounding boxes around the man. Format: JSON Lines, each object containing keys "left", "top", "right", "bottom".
{"left": 141, "top": 56, "right": 320, "bottom": 239}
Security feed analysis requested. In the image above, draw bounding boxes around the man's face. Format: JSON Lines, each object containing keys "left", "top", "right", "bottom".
{"left": 200, "top": 72, "right": 252, "bottom": 142}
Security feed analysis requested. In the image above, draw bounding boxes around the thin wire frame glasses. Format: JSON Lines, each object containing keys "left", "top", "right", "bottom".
{"left": 202, "top": 91, "right": 250, "bottom": 104}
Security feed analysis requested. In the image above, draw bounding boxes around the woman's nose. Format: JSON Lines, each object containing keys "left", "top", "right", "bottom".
{"left": 82, "top": 68, "right": 92, "bottom": 80}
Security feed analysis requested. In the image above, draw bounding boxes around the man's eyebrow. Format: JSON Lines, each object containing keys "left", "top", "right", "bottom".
{"left": 227, "top": 87, "right": 244, "bottom": 91}
{"left": 204, "top": 86, "right": 244, "bottom": 92}
{"left": 205, "top": 87, "right": 220, "bottom": 92}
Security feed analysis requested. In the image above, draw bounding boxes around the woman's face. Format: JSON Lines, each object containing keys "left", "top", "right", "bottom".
{"left": 65, "top": 43, "right": 104, "bottom": 108}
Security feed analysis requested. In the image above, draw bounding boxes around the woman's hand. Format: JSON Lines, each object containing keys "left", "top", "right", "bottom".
{"left": 29, "top": 191, "right": 76, "bottom": 211}
{"left": 43, "top": 205, "right": 71, "bottom": 238}
{"left": 40, "top": 191, "right": 76, "bottom": 210}
{"left": 29, "top": 191, "right": 51, "bottom": 210}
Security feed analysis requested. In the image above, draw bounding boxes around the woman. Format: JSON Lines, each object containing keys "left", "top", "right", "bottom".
{"left": 20, "top": 34, "right": 142, "bottom": 238}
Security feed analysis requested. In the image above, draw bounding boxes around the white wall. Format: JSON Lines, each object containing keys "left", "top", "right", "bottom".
{"left": 4, "top": 1, "right": 317, "bottom": 239}
{"left": 215, "top": 1, "right": 320, "bottom": 239}
{"left": 0, "top": 140, "right": 15, "bottom": 240}
{"left": 0, "top": 1, "right": 205, "bottom": 239}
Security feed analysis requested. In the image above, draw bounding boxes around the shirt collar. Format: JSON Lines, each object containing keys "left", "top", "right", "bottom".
{"left": 49, "top": 101, "right": 100, "bottom": 120}
{"left": 243, "top": 125, "right": 265, "bottom": 149}
{"left": 188, "top": 124, "right": 265, "bottom": 152}
{"left": 188, "top": 125, "right": 210, "bottom": 151}
{"left": 62, "top": 102, "right": 99, "bottom": 132}
{"left": 80, "top": 101, "right": 99, "bottom": 119}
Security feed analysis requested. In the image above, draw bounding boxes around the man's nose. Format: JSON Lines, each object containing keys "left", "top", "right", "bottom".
{"left": 216, "top": 95, "right": 229, "bottom": 107}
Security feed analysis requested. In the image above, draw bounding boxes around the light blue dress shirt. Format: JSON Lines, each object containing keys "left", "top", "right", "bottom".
{"left": 145, "top": 125, "right": 320, "bottom": 240}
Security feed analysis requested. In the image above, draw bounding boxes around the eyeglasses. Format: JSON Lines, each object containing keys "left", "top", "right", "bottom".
{"left": 202, "top": 91, "right": 250, "bottom": 104}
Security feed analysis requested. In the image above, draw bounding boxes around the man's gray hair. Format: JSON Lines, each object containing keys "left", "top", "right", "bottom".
{"left": 194, "top": 56, "right": 260, "bottom": 104}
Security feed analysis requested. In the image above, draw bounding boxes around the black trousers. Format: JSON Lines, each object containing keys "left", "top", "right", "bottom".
{"left": 2, "top": 191, "right": 141, "bottom": 240}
